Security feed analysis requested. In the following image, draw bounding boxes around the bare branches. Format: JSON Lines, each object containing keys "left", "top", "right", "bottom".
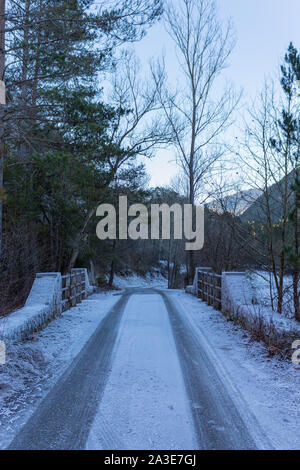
{"left": 106, "top": 50, "right": 173, "bottom": 175}
{"left": 235, "top": 75, "right": 300, "bottom": 315}
{"left": 152, "top": 0, "right": 239, "bottom": 207}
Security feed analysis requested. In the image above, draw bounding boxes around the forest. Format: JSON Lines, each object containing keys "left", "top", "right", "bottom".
{"left": 0, "top": 0, "right": 299, "bottom": 321}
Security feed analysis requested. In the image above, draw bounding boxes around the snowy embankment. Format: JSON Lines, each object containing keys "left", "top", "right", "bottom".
{"left": 0, "top": 291, "right": 119, "bottom": 449}
{"left": 222, "top": 273, "right": 300, "bottom": 353}
{"left": 187, "top": 270, "right": 300, "bottom": 353}
{"left": 113, "top": 272, "right": 167, "bottom": 289}
{"left": 248, "top": 270, "right": 295, "bottom": 317}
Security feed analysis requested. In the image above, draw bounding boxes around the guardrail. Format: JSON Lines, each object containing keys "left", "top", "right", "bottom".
{"left": 197, "top": 270, "right": 222, "bottom": 311}
{"left": 62, "top": 269, "right": 86, "bottom": 312}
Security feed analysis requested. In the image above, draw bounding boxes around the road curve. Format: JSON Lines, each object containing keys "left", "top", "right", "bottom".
{"left": 9, "top": 288, "right": 263, "bottom": 450}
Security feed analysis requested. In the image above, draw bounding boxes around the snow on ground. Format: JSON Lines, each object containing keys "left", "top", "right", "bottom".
{"left": 0, "top": 291, "right": 120, "bottom": 449}
{"left": 1, "top": 276, "right": 300, "bottom": 450}
{"left": 113, "top": 272, "right": 167, "bottom": 289}
{"left": 248, "top": 270, "right": 295, "bottom": 318}
{"left": 173, "top": 290, "right": 300, "bottom": 450}
{"left": 222, "top": 272, "right": 300, "bottom": 351}
{"left": 86, "top": 293, "right": 197, "bottom": 450}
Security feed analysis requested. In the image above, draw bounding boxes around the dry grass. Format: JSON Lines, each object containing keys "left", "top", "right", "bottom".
{"left": 223, "top": 302, "right": 300, "bottom": 358}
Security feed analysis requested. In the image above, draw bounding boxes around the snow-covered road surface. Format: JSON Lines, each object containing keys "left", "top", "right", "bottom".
{"left": 8, "top": 288, "right": 271, "bottom": 450}
{"left": 86, "top": 292, "right": 197, "bottom": 450}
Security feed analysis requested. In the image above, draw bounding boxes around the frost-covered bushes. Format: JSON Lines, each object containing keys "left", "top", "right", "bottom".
{"left": 222, "top": 272, "right": 300, "bottom": 354}
{"left": 224, "top": 303, "right": 300, "bottom": 355}
{"left": 113, "top": 272, "right": 167, "bottom": 289}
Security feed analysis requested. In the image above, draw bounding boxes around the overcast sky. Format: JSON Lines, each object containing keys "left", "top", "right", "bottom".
{"left": 132, "top": 0, "right": 300, "bottom": 188}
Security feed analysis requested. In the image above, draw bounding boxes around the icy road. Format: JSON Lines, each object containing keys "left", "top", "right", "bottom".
{"left": 8, "top": 288, "right": 271, "bottom": 450}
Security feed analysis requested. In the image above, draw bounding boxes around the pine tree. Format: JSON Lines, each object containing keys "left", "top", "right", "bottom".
{"left": 0, "top": 0, "right": 162, "bottom": 314}
{"left": 277, "top": 43, "right": 300, "bottom": 319}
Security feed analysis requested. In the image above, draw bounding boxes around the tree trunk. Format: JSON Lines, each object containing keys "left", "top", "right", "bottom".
{"left": 67, "top": 205, "right": 98, "bottom": 271}
{"left": 293, "top": 169, "right": 299, "bottom": 320}
{"left": 108, "top": 239, "right": 117, "bottom": 287}
{"left": 18, "top": 0, "right": 31, "bottom": 162}
{"left": 293, "top": 272, "right": 300, "bottom": 321}
{"left": 188, "top": 171, "right": 195, "bottom": 283}
{"left": 68, "top": 243, "right": 80, "bottom": 273}
{"left": 277, "top": 171, "right": 289, "bottom": 314}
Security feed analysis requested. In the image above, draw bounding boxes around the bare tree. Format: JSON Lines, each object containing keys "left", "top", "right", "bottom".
{"left": 67, "top": 52, "right": 171, "bottom": 271}
{"left": 237, "top": 80, "right": 298, "bottom": 315}
{"left": 106, "top": 50, "right": 171, "bottom": 175}
{"left": 151, "top": 0, "right": 239, "bottom": 281}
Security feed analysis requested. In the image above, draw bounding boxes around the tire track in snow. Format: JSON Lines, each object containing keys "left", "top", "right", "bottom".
{"left": 8, "top": 293, "right": 130, "bottom": 450}
{"left": 160, "top": 291, "right": 258, "bottom": 450}
{"left": 85, "top": 291, "right": 197, "bottom": 450}
{"left": 8, "top": 287, "right": 269, "bottom": 450}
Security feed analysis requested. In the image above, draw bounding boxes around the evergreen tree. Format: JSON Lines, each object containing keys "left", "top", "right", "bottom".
{"left": 0, "top": 0, "right": 162, "bottom": 314}
{"left": 276, "top": 43, "right": 300, "bottom": 319}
